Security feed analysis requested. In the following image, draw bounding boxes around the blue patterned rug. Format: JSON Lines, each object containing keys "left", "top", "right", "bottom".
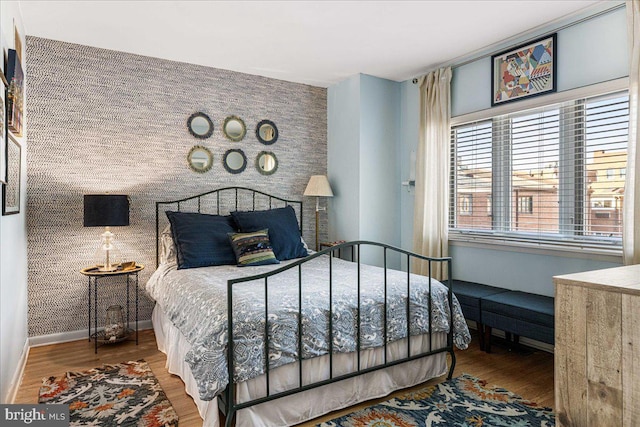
{"left": 318, "top": 373, "right": 554, "bottom": 427}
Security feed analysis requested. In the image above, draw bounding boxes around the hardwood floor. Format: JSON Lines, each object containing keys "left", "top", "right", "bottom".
{"left": 15, "top": 329, "right": 554, "bottom": 426}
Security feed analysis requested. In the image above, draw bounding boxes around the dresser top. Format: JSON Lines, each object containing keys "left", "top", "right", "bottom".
{"left": 554, "top": 264, "right": 640, "bottom": 296}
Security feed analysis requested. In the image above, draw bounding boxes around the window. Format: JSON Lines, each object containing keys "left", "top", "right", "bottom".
{"left": 459, "top": 194, "right": 472, "bottom": 215}
{"left": 591, "top": 198, "right": 614, "bottom": 209}
{"left": 517, "top": 196, "right": 533, "bottom": 214}
{"left": 449, "top": 122, "right": 493, "bottom": 231}
{"left": 450, "top": 91, "right": 628, "bottom": 248}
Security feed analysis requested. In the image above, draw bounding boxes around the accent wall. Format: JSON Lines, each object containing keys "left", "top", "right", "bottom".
{"left": 26, "top": 37, "right": 327, "bottom": 338}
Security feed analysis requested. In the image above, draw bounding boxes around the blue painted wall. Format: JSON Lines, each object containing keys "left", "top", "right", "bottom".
{"left": 327, "top": 6, "right": 628, "bottom": 295}
{"left": 449, "top": 244, "right": 622, "bottom": 296}
{"left": 359, "top": 75, "right": 401, "bottom": 265}
{"left": 399, "top": 80, "right": 419, "bottom": 269}
{"left": 328, "top": 74, "right": 401, "bottom": 267}
{"left": 0, "top": 1, "right": 28, "bottom": 403}
{"left": 328, "top": 75, "right": 361, "bottom": 244}
{"left": 396, "top": 6, "right": 628, "bottom": 296}
{"left": 452, "top": 6, "right": 628, "bottom": 117}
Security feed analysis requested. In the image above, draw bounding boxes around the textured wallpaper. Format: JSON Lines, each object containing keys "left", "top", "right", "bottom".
{"left": 26, "top": 37, "right": 327, "bottom": 337}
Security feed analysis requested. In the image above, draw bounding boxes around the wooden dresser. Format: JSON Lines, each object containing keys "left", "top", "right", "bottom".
{"left": 554, "top": 264, "right": 640, "bottom": 427}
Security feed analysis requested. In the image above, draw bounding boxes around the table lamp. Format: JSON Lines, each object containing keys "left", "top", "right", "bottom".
{"left": 303, "top": 175, "right": 334, "bottom": 251}
{"left": 83, "top": 194, "right": 130, "bottom": 271}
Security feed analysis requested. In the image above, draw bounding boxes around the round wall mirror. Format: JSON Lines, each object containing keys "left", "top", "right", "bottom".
{"left": 187, "top": 112, "right": 214, "bottom": 139}
{"left": 256, "top": 151, "right": 278, "bottom": 175}
{"left": 223, "top": 149, "right": 247, "bottom": 174}
{"left": 187, "top": 145, "right": 214, "bottom": 173}
{"left": 222, "top": 115, "right": 247, "bottom": 142}
{"left": 256, "top": 120, "right": 279, "bottom": 145}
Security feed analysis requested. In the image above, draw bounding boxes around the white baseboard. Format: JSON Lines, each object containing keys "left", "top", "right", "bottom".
{"left": 29, "top": 320, "right": 153, "bottom": 348}
{"left": 466, "top": 320, "right": 554, "bottom": 353}
{"left": 7, "top": 338, "right": 29, "bottom": 404}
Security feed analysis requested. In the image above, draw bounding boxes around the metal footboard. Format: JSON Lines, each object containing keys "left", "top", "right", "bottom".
{"left": 222, "top": 241, "right": 455, "bottom": 427}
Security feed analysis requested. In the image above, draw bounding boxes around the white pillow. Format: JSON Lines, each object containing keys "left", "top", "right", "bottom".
{"left": 301, "top": 236, "right": 315, "bottom": 254}
{"left": 160, "top": 225, "right": 177, "bottom": 265}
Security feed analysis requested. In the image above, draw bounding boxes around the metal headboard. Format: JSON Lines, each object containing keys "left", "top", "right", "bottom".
{"left": 155, "top": 186, "right": 303, "bottom": 267}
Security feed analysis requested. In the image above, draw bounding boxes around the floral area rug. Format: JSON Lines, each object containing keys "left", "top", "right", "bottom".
{"left": 39, "top": 360, "right": 178, "bottom": 427}
{"left": 318, "top": 373, "right": 554, "bottom": 427}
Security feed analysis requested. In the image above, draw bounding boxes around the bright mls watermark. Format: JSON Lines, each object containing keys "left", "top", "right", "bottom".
{"left": 0, "top": 405, "right": 69, "bottom": 426}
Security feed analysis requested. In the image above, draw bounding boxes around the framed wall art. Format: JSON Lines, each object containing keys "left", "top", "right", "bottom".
{"left": 491, "top": 33, "right": 557, "bottom": 106}
{"left": 6, "top": 48, "right": 24, "bottom": 137}
{"left": 0, "top": 73, "right": 7, "bottom": 184}
{"left": 2, "top": 133, "right": 21, "bottom": 215}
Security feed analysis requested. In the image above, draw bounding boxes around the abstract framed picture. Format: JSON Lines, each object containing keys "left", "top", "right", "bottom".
{"left": 6, "top": 48, "right": 24, "bottom": 137}
{"left": 491, "top": 33, "right": 557, "bottom": 106}
{"left": 0, "top": 72, "right": 7, "bottom": 185}
{"left": 2, "top": 133, "right": 21, "bottom": 215}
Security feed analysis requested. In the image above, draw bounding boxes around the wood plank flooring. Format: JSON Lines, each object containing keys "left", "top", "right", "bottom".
{"left": 15, "top": 329, "right": 553, "bottom": 426}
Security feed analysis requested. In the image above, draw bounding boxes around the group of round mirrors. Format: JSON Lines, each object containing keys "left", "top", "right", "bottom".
{"left": 186, "top": 112, "right": 279, "bottom": 175}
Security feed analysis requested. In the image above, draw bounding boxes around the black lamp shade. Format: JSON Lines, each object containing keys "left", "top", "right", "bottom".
{"left": 83, "top": 195, "right": 130, "bottom": 227}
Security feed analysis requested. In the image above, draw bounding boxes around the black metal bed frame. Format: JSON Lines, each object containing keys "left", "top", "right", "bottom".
{"left": 155, "top": 187, "right": 456, "bottom": 427}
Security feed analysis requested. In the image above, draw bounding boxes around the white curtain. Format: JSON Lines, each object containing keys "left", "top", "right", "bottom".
{"left": 412, "top": 67, "right": 452, "bottom": 279}
{"left": 624, "top": 0, "right": 640, "bottom": 265}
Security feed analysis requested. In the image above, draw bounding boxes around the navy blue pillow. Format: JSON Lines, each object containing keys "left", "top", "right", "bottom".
{"left": 231, "top": 206, "right": 308, "bottom": 261}
{"left": 165, "top": 211, "right": 237, "bottom": 269}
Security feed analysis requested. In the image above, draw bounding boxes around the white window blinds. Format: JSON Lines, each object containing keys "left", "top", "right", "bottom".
{"left": 450, "top": 91, "right": 629, "bottom": 249}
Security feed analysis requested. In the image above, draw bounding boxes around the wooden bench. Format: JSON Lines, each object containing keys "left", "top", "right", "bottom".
{"left": 481, "top": 290, "right": 554, "bottom": 353}
{"left": 451, "top": 280, "right": 508, "bottom": 350}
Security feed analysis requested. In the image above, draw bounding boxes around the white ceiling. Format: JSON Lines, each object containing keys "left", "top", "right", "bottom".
{"left": 19, "top": 0, "right": 602, "bottom": 88}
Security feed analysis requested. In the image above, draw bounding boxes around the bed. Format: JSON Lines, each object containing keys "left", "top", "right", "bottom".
{"left": 146, "top": 187, "right": 471, "bottom": 427}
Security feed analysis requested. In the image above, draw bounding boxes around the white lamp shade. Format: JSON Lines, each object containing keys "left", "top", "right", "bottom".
{"left": 304, "top": 175, "right": 334, "bottom": 197}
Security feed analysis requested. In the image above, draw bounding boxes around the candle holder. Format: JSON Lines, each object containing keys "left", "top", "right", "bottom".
{"left": 104, "top": 305, "right": 125, "bottom": 341}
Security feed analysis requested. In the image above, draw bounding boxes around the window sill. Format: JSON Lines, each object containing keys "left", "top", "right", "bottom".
{"left": 449, "top": 233, "right": 623, "bottom": 263}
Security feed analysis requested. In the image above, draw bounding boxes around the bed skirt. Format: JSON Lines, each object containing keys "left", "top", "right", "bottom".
{"left": 152, "top": 305, "right": 448, "bottom": 427}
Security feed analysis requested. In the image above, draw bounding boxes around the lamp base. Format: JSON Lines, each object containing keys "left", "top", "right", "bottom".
{"left": 92, "top": 227, "right": 121, "bottom": 272}
{"left": 315, "top": 209, "right": 319, "bottom": 251}
{"left": 314, "top": 196, "right": 328, "bottom": 251}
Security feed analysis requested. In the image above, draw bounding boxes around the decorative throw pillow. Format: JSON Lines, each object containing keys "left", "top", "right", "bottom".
{"left": 228, "top": 229, "right": 280, "bottom": 267}
{"left": 231, "top": 206, "right": 308, "bottom": 260}
{"left": 165, "top": 211, "right": 237, "bottom": 269}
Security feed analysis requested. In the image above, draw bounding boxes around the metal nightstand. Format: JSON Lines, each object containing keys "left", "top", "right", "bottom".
{"left": 319, "top": 240, "right": 349, "bottom": 259}
{"left": 80, "top": 264, "right": 144, "bottom": 354}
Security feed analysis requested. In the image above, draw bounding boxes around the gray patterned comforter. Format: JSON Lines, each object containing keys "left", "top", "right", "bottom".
{"left": 146, "top": 255, "right": 471, "bottom": 401}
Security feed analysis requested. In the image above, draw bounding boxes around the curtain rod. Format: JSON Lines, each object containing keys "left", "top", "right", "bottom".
{"left": 412, "top": 2, "right": 625, "bottom": 84}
